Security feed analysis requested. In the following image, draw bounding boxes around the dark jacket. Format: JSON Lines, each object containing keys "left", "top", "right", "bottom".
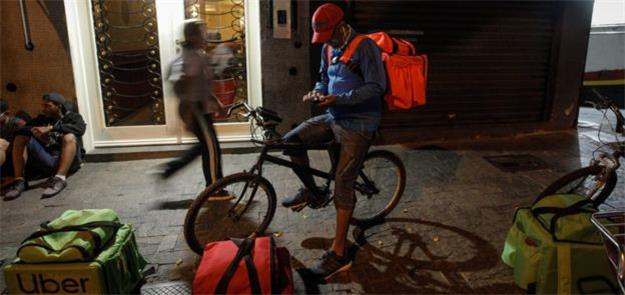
{"left": 17, "top": 112, "right": 86, "bottom": 151}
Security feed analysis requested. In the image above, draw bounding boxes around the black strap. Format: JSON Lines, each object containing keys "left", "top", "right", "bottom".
{"left": 531, "top": 198, "right": 597, "bottom": 241}
{"left": 215, "top": 238, "right": 262, "bottom": 294}
{"left": 531, "top": 198, "right": 593, "bottom": 217}
{"left": 22, "top": 221, "right": 123, "bottom": 251}
{"left": 243, "top": 250, "right": 262, "bottom": 294}
{"left": 18, "top": 221, "right": 122, "bottom": 261}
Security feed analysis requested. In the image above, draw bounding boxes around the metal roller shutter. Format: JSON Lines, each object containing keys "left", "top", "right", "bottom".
{"left": 347, "top": 1, "right": 560, "bottom": 128}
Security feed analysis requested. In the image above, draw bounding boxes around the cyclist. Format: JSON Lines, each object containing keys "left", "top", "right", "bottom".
{"left": 281, "top": 3, "right": 386, "bottom": 279}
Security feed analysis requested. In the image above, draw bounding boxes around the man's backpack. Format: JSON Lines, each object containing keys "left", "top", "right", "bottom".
{"left": 326, "top": 32, "right": 428, "bottom": 110}
{"left": 193, "top": 236, "right": 294, "bottom": 294}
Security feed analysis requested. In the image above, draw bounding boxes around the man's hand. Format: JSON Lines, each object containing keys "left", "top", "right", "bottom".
{"left": 317, "top": 95, "right": 336, "bottom": 107}
{"left": 31, "top": 126, "right": 52, "bottom": 138}
{"left": 302, "top": 90, "right": 321, "bottom": 103}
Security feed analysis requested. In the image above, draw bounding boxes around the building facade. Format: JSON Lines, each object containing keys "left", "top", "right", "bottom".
{"left": 0, "top": 0, "right": 595, "bottom": 153}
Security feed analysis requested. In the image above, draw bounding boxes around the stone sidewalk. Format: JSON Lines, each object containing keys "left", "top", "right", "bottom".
{"left": 1, "top": 109, "right": 623, "bottom": 294}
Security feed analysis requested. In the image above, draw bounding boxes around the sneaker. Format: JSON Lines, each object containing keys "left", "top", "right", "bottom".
{"left": 281, "top": 188, "right": 314, "bottom": 208}
{"left": 309, "top": 251, "right": 353, "bottom": 280}
{"left": 3, "top": 179, "right": 27, "bottom": 200}
{"left": 41, "top": 176, "right": 67, "bottom": 199}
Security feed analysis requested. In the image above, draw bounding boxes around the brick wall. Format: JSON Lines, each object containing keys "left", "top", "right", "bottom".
{"left": 0, "top": 0, "right": 76, "bottom": 117}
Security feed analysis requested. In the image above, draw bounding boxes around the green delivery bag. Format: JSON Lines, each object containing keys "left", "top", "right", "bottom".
{"left": 4, "top": 209, "right": 147, "bottom": 294}
{"left": 17, "top": 209, "right": 122, "bottom": 263}
{"left": 501, "top": 194, "right": 618, "bottom": 294}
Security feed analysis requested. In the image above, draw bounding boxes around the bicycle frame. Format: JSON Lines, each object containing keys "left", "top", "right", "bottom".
{"left": 223, "top": 102, "right": 379, "bottom": 217}
{"left": 226, "top": 138, "right": 382, "bottom": 219}
{"left": 251, "top": 139, "right": 336, "bottom": 184}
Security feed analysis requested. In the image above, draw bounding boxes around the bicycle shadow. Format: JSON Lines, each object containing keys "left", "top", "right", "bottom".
{"left": 294, "top": 217, "right": 521, "bottom": 294}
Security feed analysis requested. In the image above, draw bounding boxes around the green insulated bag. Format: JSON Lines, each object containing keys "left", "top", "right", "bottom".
{"left": 4, "top": 209, "right": 147, "bottom": 294}
{"left": 17, "top": 209, "right": 121, "bottom": 263}
{"left": 501, "top": 194, "right": 618, "bottom": 294}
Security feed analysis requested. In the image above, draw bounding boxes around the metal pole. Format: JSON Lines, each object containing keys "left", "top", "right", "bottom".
{"left": 18, "top": 0, "right": 35, "bottom": 51}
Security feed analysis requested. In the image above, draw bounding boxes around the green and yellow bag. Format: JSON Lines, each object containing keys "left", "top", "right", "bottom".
{"left": 4, "top": 209, "right": 147, "bottom": 294}
{"left": 501, "top": 194, "right": 618, "bottom": 294}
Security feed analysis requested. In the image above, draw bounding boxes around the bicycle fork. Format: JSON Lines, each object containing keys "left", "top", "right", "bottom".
{"left": 228, "top": 165, "right": 263, "bottom": 221}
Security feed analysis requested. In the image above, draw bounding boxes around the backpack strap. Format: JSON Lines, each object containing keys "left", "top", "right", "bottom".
{"left": 326, "top": 34, "right": 369, "bottom": 65}
{"left": 18, "top": 221, "right": 123, "bottom": 261}
{"left": 215, "top": 238, "right": 262, "bottom": 295}
{"left": 22, "top": 221, "right": 123, "bottom": 245}
{"left": 326, "top": 35, "right": 369, "bottom": 78}
{"left": 531, "top": 198, "right": 599, "bottom": 242}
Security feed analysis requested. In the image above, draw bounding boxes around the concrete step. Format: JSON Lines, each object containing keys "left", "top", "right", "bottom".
{"left": 85, "top": 141, "right": 260, "bottom": 162}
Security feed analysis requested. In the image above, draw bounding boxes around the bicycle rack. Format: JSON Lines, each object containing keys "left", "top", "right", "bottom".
{"left": 591, "top": 210, "right": 625, "bottom": 294}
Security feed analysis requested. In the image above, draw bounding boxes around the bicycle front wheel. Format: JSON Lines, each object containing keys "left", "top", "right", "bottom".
{"left": 184, "top": 172, "right": 277, "bottom": 254}
{"left": 351, "top": 150, "right": 406, "bottom": 226}
{"left": 534, "top": 165, "right": 617, "bottom": 206}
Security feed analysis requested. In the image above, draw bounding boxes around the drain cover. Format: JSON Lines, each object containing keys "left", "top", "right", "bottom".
{"left": 484, "top": 154, "right": 548, "bottom": 172}
{"left": 141, "top": 281, "right": 191, "bottom": 295}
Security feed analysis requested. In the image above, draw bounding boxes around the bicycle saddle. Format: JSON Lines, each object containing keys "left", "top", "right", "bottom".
{"left": 256, "top": 107, "right": 282, "bottom": 123}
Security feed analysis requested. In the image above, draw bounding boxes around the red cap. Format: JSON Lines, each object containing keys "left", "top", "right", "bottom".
{"left": 311, "top": 4, "right": 344, "bottom": 44}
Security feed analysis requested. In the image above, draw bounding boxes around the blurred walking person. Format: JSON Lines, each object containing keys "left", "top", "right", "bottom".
{"left": 159, "top": 19, "right": 225, "bottom": 190}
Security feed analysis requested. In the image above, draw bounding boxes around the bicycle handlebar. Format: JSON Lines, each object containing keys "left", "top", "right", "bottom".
{"left": 589, "top": 89, "right": 625, "bottom": 135}
{"left": 226, "top": 102, "right": 252, "bottom": 117}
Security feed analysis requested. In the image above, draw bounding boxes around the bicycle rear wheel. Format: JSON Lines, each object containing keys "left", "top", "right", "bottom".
{"left": 534, "top": 165, "right": 617, "bottom": 206}
{"left": 351, "top": 150, "right": 406, "bottom": 226}
{"left": 184, "top": 172, "right": 277, "bottom": 254}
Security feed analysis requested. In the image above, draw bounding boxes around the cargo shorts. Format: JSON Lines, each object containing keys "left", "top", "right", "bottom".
{"left": 283, "top": 114, "right": 373, "bottom": 210}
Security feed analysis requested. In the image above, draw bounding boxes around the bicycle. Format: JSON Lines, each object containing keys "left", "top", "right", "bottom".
{"left": 533, "top": 89, "right": 625, "bottom": 206}
{"left": 184, "top": 102, "right": 407, "bottom": 254}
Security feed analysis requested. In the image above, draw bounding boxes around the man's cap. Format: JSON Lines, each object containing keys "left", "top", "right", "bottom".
{"left": 311, "top": 3, "right": 344, "bottom": 44}
{"left": 43, "top": 93, "right": 67, "bottom": 108}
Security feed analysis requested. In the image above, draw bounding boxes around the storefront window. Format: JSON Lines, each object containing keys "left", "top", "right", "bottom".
{"left": 91, "top": 0, "right": 165, "bottom": 126}
{"left": 184, "top": 0, "right": 247, "bottom": 122}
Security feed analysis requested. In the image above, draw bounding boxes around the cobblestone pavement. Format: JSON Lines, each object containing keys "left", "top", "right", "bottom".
{"left": 1, "top": 109, "right": 623, "bottom": 294}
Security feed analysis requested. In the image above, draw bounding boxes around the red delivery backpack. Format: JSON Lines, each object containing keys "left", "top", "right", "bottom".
{"left": 193, "top": 236, "right": 294, "bottom": 294}
{"left": 326, "top": 31, "right": 428, "bottom": 110}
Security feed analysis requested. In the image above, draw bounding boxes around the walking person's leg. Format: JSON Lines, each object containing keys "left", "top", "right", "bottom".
{"left": 161, "top": 144, "right": 202, "bottom": 178}
{"left": 157, "top": 102, "right": 201, "bottom": 179}
{"left": 203, "top": 114, "right": 223, "bottom": 180}
{"left": 192, "top": 111, "right": 222, "bottom": 186}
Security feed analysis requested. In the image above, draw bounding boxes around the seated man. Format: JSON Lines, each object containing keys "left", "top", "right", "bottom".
{"left": 0, "top": 99, "right": 27, "bottom": 180}
{"left": 281, "top": 4, "right": 386, "bottom": 279}
{"left": 4, "top": 93, "right": 86, "bottom": 200}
